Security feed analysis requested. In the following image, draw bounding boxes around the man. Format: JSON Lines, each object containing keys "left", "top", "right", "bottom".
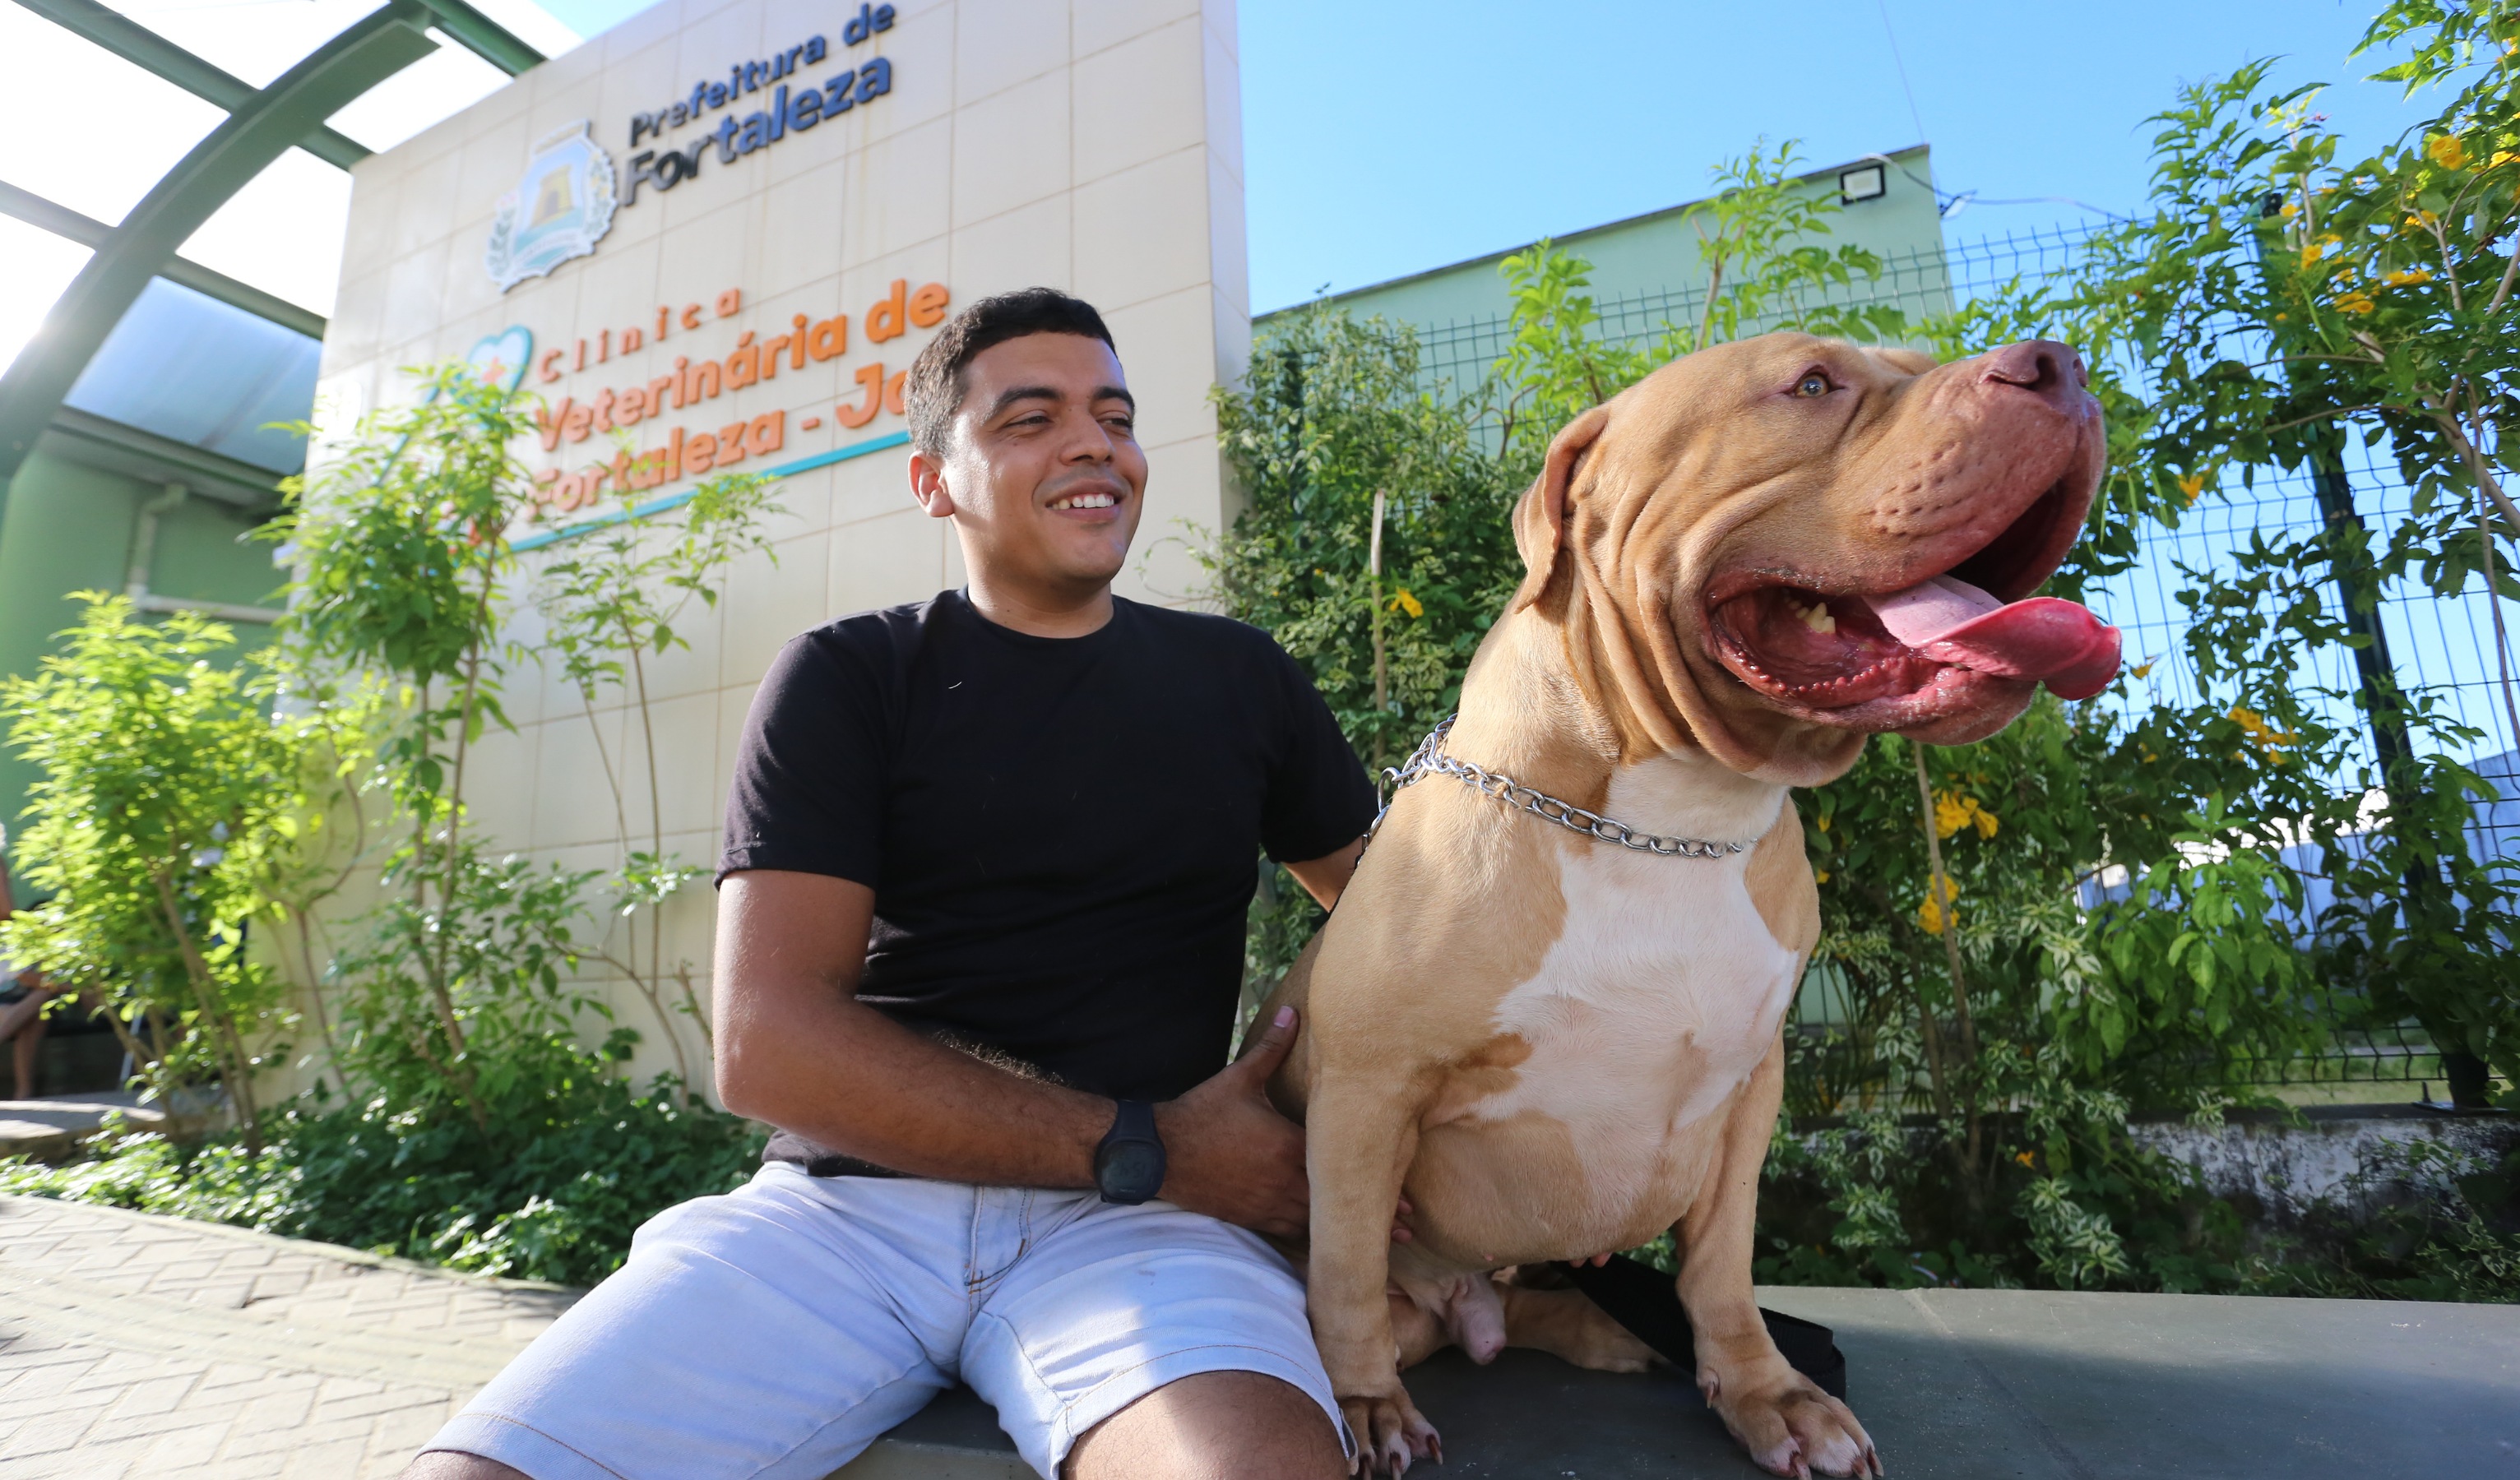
{"left": 412, "top": 289, "right": 1374, "bottom": 1480}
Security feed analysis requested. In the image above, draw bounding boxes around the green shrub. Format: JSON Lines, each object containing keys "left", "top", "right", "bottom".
{"left": 0, "top": 1068, "right": 762, "bottom": 1286}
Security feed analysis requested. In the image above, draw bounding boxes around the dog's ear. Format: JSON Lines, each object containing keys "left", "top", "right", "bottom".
{"left": 1510, "top": 404, "right": 1612, "bottom": 611}
{"left": 1872, "top": 347, "right": 1939, "bottom": 376}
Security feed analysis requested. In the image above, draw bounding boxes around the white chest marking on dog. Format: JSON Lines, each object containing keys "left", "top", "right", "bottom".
{"left": 1463, "top": 756, "right": 1797, "bottom": 1194}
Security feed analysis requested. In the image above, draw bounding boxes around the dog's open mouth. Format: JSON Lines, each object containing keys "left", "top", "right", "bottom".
{"left": 1708, "top": 481, "right": 2121, "bottom": 715}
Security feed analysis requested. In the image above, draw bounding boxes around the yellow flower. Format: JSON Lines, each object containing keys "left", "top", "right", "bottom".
{"left": 2299, "top": 242, "right": 2324, "bottom": 267}
{"left": 1917, "top": 877, "right": 1959, "bottom": 936}
{"left": 2382, "top": 267, "right": 2434, "bottom": 288}
{"left": 1932, "top": 792, "right": 1967, "bottom": 838}
{"left": 1931, "top": 791, "right": 1998, "bottom": 841}
{"left": 2427, "top": 134, "right": 2468, "bottom": 170}
{"left": 1387, "top": 588, "right": 1423, "bottom": 619}
{"left": 2014, "top": 1151, "right": 2036, "bottom": 1168}
{"left": 1814, "top": 869, "right": 1831, "bottom": 885}
{"left": 2226, "top": 705, "right": 2296, "bottom": 758}
{"left": 2130, "top": 658, "right": 2157, "bottom": 679}
{"left": 2405, "top": 209, "right": 2442, "bottom": 233}
{"left": 2176, "top": 472, "right": 2206, "bottom": 505}
{"left": 1815, "top": 813, "right": 1830, "bottom": 833}
{"left": 2334, "top": 290, "right": 2376, "bottom": 315}
{"left": 2278, "top": 200, "right": 2300, "bottom": 218}
{"left": 2494, "top": 150, "right": 2518, "bottom": 169}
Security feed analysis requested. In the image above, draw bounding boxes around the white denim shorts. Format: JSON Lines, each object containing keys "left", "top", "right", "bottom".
{"left": 424, "top": 1164, "right": 1348, "bottom": 1479}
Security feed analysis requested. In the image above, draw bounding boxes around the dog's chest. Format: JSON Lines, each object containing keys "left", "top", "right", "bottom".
{"left": 1452, "top": 772, "right": 1798, "bottom": 1156}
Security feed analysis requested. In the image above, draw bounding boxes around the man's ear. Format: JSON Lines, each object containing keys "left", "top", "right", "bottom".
{"left": 1510, "top": 404, "right": 1612, "bottom": 611}
{"left": 908, "top": 451, "right": 955, "bottom": 519}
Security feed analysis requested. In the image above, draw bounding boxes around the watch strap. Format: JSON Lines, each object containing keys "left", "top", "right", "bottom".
{"left": 1107, "top": 1098, "right": 1156, "bottom": 1146}
{"left": 1094, "top": 1098, "right": 1165, "bottom": 1204}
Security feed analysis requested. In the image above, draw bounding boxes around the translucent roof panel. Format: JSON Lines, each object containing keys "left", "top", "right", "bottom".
{"left": 115, "top": 0, "right": 415, "bottom": 91}
{"left": 0, "top": 220, "right": 95, "bottom": 373}
{"left": 470, "top": 0, "right": 580, "bottom": 56}
{"left": 110, "top": 0, "right": 578, "bottom": 93}
{"left": 327, "top": 39, "right": 517, "bottom": 153}
{"left": 0, "top": 5, "right": 225, "bottom": 227}
{"left": 64, "top": 278, "right": 321, "bottom": 474}
{"left": 179, "top": 147, "right": 354, "bottom": 316}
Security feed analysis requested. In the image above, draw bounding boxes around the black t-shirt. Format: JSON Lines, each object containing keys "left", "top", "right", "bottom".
{"left": 719, "top": 590, "right": 1375, "bottom": 1162}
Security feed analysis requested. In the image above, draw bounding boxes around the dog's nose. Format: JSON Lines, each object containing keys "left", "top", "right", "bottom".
{"left": 1977, "top": 340, "right": 2089, "bottom": 408}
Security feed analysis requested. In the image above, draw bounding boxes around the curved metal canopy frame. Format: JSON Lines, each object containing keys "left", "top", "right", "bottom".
{"left": 0, "top": 0, "right": 547, "bottom": 494}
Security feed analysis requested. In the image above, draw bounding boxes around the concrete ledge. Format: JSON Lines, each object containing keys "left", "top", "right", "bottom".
{"left": 0, "top": 1088, "right": 225, "bottom": 1162}
{"left": 830, "top": 1389, "right": 1026, "bottom": 1478}
{"left": 830, "top": 1285, "right": 2520, "bottom": 1479}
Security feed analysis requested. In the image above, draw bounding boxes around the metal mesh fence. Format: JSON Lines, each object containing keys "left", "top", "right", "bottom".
{"left": 1408, "top": 225, "right": 2093, "bottom": 414}
{"left": 1382, "top": 222, "right": 2518, "bottom": 1110}
{"left": 1781, "top": 1020, "right": 2453, "bottom": 1119}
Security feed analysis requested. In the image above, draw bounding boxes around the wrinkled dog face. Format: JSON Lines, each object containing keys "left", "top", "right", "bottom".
{"left": 1513, "top": 332, "right": 2115, "bottom": 784}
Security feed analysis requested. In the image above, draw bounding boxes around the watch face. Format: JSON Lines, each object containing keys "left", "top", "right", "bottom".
{"left": 1100, "top": 1141, "right": 1165, "bottom": 1201}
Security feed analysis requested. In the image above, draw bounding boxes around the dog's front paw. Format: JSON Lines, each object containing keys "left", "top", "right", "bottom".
{"left": 1339, "top": 1387, "right": 1439, "bottom": 1477}
{"left": 1702, "top": 1367, "right": 1879, "bottom": 1478}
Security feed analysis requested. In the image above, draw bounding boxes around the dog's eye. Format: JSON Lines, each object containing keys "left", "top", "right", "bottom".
{"left": 1793, "top": 372, "right": 1833, "bottom": 398}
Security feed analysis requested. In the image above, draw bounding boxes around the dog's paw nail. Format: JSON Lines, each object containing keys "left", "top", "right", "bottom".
{"left": 1404, "top": 1413, "right": 1442, "bottom": 1462}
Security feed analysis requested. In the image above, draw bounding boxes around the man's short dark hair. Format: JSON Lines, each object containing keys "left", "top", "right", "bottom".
{"left": 905, "top": 288, "right": 1117, "bottom": 460}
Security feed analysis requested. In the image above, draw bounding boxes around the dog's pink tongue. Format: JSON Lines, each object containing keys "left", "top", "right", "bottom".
{"left": 1869, "top": 575, "right": 2123, "bottom": 701}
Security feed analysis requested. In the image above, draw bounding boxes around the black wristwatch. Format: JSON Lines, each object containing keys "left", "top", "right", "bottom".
{"left": 1094, "top": 1100, "right": 1166, "bottom": 1205}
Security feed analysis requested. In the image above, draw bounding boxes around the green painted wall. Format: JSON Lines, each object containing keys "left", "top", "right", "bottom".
{"left": 0, "top": 455, "right": 280, "bottom": 890}
{"left": 1261, "top": 146, "right": 1952, "bottom": 395}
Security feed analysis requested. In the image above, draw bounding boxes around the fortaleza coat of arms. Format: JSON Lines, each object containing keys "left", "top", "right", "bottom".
{"left": 484, "top": 122, "right": 618, "bottom": 292}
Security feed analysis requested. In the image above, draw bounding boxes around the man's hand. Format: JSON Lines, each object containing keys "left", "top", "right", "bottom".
{"left": 1156, "top": 1005, "right": 1309, "bottom": 1238}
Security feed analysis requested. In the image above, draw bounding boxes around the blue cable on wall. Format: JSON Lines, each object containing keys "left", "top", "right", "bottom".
{"left": 509, "top": 429, "right": 910, "bottom": 552}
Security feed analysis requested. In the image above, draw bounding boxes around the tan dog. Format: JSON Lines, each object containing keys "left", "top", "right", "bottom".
{"left": 1265, "top": 332, "right": 2112, "bottom": 1478}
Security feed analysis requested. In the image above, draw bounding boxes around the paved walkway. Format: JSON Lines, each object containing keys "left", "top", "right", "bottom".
{"left": 3, "top": 1191, "right": 2516, "bottom": 1478}
{"left": 0, "top": 1194, "right": 577, "bottom": 1478}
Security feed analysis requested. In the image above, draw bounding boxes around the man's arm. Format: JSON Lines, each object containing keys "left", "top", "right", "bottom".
{"left": 1281, "top": 837, "right": 1364, "bottom": 911}
{"left": 713, "top": 870, "right": 1313, "bottom": 1236}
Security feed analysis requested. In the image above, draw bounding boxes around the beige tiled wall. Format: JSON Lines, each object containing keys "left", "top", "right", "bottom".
{"left": 294, "top": 0, "right": 1248, "bottom": 1098}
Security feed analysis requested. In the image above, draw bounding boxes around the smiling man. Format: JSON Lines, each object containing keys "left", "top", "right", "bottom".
{"left": 410, "top": 289, "right": 1373, "bottom": 1480}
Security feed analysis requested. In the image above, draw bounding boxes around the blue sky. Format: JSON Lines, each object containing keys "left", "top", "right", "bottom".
{"left": 1233, "top": 0, "right": 2443, "bottom": 309}
{"left": 522, "top": 0, "right": 2448, "bottom": 309}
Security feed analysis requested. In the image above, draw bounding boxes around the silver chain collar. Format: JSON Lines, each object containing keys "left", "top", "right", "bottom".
{"left": 1373, "top": 715, "right": 1759, "bottom": 859}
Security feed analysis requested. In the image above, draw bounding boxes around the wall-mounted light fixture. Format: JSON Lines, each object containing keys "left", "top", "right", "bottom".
{"left": 1839, "top": 164, "right": 1887, "bottom": 205}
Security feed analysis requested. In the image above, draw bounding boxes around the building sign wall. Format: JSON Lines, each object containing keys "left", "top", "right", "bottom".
{"left": 313, "top": 0, "right": 1249, "bottom": 1090}
{"left": 521, "top": 275, "right": 950, "bottom": 516}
